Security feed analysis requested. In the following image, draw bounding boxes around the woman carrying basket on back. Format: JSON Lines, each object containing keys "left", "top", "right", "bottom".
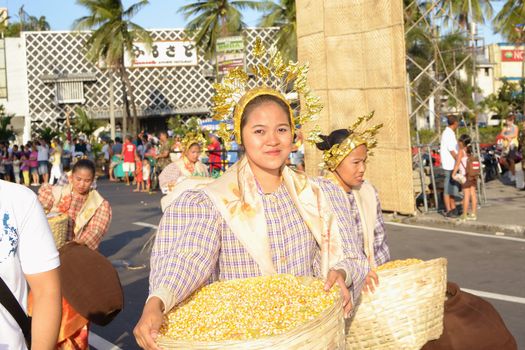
{"left": 313, "top": 112, "right": 390, "bottom": 293}
{"left": 37, "top": 159, "right": 112, "bottom": 349}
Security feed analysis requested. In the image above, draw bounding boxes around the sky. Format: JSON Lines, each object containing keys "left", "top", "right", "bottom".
{"left": 0, "top": 0, "right": 505, "bottom": 44}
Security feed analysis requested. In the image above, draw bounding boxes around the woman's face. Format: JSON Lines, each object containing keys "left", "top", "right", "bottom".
{"left": 71, "top": 168, "right": 94, "bottom": 195}
{"left": 335, "top": 144, "right": 368, "bottom": 189}
{"left": 241, "top": 101, "right": 293, "bottom": 174}
{"left": 185, "top": 144, "right": 201, "bottom": 163}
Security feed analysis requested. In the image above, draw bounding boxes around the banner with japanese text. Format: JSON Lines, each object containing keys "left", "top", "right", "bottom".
{"left": 125, "top": 41, "right": 198, "bottom": 68}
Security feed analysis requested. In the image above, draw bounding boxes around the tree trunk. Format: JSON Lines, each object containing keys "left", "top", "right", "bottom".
{"left": 117, "top": 64, "right": 130, "bottom": 138}
{"left": 121, "top": 65, "right": 139, "bottom": 135}
{"left": 109, "top": 68, "right": 116, "bottom": 141}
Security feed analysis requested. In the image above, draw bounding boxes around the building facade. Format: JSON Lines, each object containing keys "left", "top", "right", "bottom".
{"left": 2, "top": 27, "right": 277, "bottom": 140}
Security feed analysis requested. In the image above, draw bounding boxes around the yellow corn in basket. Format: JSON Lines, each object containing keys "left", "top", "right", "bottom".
{"left": 46, "top": 213, "right": 68, "bottom": 249}
{"left": 157, "top": 274, "right": 345, "bottom": 350}
{"left": 346, "top": 258, "right": 447, "bottom": 350}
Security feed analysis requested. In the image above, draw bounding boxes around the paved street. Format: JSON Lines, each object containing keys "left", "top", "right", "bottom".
{"left": 89, "top": 180, "right": 525, "bottom": 349}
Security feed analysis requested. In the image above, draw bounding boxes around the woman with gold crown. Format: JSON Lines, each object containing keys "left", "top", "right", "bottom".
{"left": 158, "top": 131, "right": 209, "bottom": 194}
{"left": 133, "top": 41, "right": 369, "bottom": 349}
{"left": 313, "top": 113, "right": 390, "bottom": 293}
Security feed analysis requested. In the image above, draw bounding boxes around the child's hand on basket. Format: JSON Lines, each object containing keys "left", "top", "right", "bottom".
{"left": 325, "top": 269, "right": 353, "bottom": 318}
{"left": 363, "top": 269, "right": 379, "bottom": 293}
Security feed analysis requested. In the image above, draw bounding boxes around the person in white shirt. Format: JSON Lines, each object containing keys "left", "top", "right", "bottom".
{"left": 49, "top": 139, "right": 63, "bottom": 185}
{"left": 37, "top": 139, "right": 50, "bottom": 184}
{"left": 0, "top": 180, "right": 61, "bottom": 349}
{"left": 439, "top": 115, "right": 460, "bottom": 217}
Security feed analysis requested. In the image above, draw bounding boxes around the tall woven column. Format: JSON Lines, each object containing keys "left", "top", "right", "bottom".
{"left": 297, "top": 0, "right": 415, "bottom": 214}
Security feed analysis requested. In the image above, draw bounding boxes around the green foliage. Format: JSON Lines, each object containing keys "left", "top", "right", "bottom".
{"left": 73, "top": 107, "right": 102, "bottom": 139}
{"left": 167, "top": 115, "right": 201, "bottom": 136}
{"left": 1, "top": 6, "right": 50, "bottom": 37}
{"left": 35, "top": 127, "right": 59, "bottom": 143}
{"left": 493, "top": 1, "right": 525, "bottom": 42}
{"left": 0, "top": 105, "right": 15, "bottom": 142}
{"left": 259, "top": 0, "right": 296, "bottom": 61}
{"left": 179, "top": 0, "right": 272, "bottom": 59}
{"left": 479, "top": 78, "right": 524, "bottom": 115}
{"left": 74, "top": 0, "right": 152, "bottom": 67}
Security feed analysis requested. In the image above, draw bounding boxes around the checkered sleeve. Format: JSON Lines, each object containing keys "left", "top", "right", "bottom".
{"left": 313, "top": 177, "right": 369, "bottom": 301}
{"left": 372, "top": 187, "right": 390, "bottom": 266}
{"left": 37, "top": 184, "right": 55, "bottom": 212}
{"left": 148, "top": 190, "right": 222, "bottom": 313}
{"left": 77, "top": 200, "right": 112, "bottom": 250}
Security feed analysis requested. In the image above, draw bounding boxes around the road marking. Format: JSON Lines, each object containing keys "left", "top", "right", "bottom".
{"left": 134, "top": 221, "right": 159, "bottom": 230}
{"left": 462, "top": 288, "right": 525, "bottom": 305}
{"left": 89, "top": 332, "right": 122, "bottom": 350}
{"left": 386, "top": 222, "right": 525, "bottom": 242}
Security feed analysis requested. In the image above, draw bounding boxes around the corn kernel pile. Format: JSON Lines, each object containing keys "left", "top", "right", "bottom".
{"left": 377, "top": 258, "right": 423, "bottom": 271}
{"left": 160, "top": 274, "right": 339, "bottom": 341}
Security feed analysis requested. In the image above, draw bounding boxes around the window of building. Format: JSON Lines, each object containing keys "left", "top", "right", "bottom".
{"left": 55, "top": 81, "right": 84, "bottom": 104}
{"left": 484, "top": 68, "right": 490, "bottom": 77}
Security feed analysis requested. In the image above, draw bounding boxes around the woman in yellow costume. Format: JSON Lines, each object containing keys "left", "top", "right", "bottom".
{"left": 313, "top": 112, "right": 390, "bottom": 292}
{"left": 158, "top": 131, "right": 209, "bottom": 194}
{"left": 37, "top": 159, "right": 112, "bottom": 349}
{"left": 134, "top": 40, "right": 369, "bottom": 349}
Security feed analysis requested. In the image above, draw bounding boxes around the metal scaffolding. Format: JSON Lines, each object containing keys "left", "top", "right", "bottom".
{"left": 405, "top": 0, "right": 487, "bottom": 212}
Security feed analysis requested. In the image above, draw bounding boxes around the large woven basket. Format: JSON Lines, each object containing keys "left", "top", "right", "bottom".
{"left": 346, "top": 258, "right": 447, "bottom": 350}
{"left": 46, "top": 213, "right": 68, "bottom": 249}
{"left": 157, "top": 278, "right": 345, "bottom": 350}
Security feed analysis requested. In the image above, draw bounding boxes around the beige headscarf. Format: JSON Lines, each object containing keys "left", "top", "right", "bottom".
{"left": 203, "top": 157, "right": 345, "bottom": 277}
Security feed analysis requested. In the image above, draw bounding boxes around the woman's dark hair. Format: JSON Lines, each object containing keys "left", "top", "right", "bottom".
{"left": 315, "top": 129, "right": 352, "bottom": 151}
{"left": 458, "top": 134, "right": 472, "bottom": 155}
{"left": 239, "top": 94, "right": 292, "bottom": 136}
{"left": 72, "top": 159, "right": 96, "bottom": 177}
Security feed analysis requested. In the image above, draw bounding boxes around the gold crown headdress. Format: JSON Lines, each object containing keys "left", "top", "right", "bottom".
{"left": 211, "top": 38, "right": 323, "bottom": 144}
{"left": 309, "top": 111, "right": 383, "bottom": 171}
{"left": 180, "top": 131, "right": 208, "bottom": 151}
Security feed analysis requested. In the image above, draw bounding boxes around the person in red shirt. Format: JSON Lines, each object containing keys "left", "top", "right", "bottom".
{"left": 121, "top": 136, "right": 137, "bottom": 186}
{"left": 133, "top": 154, "right": 144, "bottom": 192}
{"left": 207, "top": 134, "right": 222, "bottom": 175}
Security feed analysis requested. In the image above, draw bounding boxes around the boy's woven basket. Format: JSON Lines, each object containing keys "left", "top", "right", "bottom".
{"left": 346, "top": 258, "right": 447, "bottom": 350}
{"left": 46, "top": 213, "right": 68, "bottom": 249}
{"left": 157, "top": 278, "right": 345, "bottom": 350}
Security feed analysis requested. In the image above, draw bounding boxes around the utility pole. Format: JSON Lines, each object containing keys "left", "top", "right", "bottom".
{"left": 468, "top": 0, "right": 486, "bottom": 204}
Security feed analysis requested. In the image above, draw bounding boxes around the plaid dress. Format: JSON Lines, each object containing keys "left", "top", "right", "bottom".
{"left": 38, "top": 185, "right": 112, "bottom": 250}
{"left": 346, "top": 189, "right": 390, "bottom": 266}
{"left": 149, "top": 177, "right": 369, "bottom": 312}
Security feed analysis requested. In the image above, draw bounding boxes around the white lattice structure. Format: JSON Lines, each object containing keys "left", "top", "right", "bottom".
{"left": 24, "top": 28, "right": 278, "bottom": 130}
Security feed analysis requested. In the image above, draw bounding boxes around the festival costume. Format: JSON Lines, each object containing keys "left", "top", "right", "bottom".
{"left": 158, "top": 132, "right": 210, "bottom": 193}
{"left": 150, "top": 158, "right": 368, "bottom": 312}
{"left": 149, "top": 38, "right": 368, "bottom": 314}
{"left": 37, "top": 184, "right": 112, "bottom": 349}
{"left": 315, "top": 112, "right": 389, "bottom": 268}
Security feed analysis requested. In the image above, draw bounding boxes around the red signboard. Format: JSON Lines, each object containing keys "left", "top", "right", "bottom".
{"left": 501, "top": 49, "right": 525, "bottom": 62}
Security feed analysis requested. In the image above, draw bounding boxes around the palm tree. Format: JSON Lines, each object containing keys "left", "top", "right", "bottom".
{"left": 73, "top": 107, "right": 101, "bottom": 139}
{"left": 179, "top": 0, "right": 271, "bottom": 59}
{"left": 494, "top": 2, "right": 525, "bottom": 114}
{"left": 74, "top": 0, "right": 152, "bottom": 136}
{"left": 493, "top": 1, "right": 525, "bottom": 42}
{"left": 437, "top": 0, "right": 492, "bottom": 30}
{"left": 259, "top": 0, "right": 296, "bottom": 61}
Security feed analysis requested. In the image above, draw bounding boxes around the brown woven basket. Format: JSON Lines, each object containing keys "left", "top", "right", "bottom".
{"left": 46, "top": 213, "right": 68, "bottom": 249}
{"left": 346, "top": 258, "right": 447, "bottom": 349}
{"left": 157, "top": 278, "right": 345, "bottom": 350}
